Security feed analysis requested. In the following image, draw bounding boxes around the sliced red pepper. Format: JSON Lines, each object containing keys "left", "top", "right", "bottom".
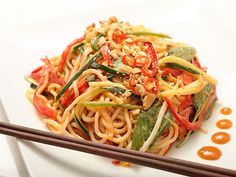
{"left": 112, "top": 159, "right": 121, "bottom": 165}
{"left": 180, "top": 72, "right": 194, "bottom": 85}
{"left": 122, "top": 55, "right": 136, "bottom": 67}
{"left": 60, "top": 78, "right": 88, "bottom": 108}
{"left": 105, "top": 140, "right": 114, "bottom": 145}
{"left": 33, "top": 93, "right": 57, "bottom": 119}
{"left": 32, "top": 58, "right": 65, "bottom": 119}
{"left": 141, "top": 42, "right": 157, "bottom": 77}
{"left": 100, "top": 45, "right": 113, "bottom": 66}
{"left": 60, "top": 89, "right": 75, "bottom": 108}
{"left": 33, "top": 60, "right": 57, "bottom": 120}
{"left": 58, "top": 36, "right": 84, "bottom": 72}
{"left": 31, "top": 66, "right": 43, "bottom": 83}
{"left": 178, "top": 126, "right": 187, "bottom": 141}
{"left": 161, "top": 68, "right": 182, "bottom": 77}
{"left": 143, "top": 78, "right": 159, "bottom": 94}
{"left": 32, "top": 57, "right": 65, "bottom": 87}
{"left": 112, "top": 29, "right": 127, "bottom": 44}
{"left": 77, "top": 78, "right": 89, "bottom": 94}
{"left": 164, "top": 96, "right": 200, "bottom": 131}
{"left": 178, "top": 95, "right": 193, "bottom": 112}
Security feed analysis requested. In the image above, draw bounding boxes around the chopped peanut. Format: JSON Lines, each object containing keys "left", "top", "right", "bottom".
{"left": 118, "top": 65, "right": 133, "bottom": 74}
{"left": 143, "top": 94, "right": 156, "bottom": 110}
{"left": 136, "top": 84, "right": 146, "bottom": 96}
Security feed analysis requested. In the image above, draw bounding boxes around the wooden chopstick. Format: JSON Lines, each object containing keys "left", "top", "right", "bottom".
{"left": 0, "top": 121, "right": 235, "bottom": 177}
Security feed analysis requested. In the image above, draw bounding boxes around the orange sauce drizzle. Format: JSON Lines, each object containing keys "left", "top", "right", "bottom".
{"left": 216, "top": 119, "right": 232, "bottom": 129}
{"left": 197, "top": 146, "right": 222, "bottom": 160}
{"left": 220, "top": 107, "right": 232, "bottom": 115}
{"left": 211, "top": 132, "right": 231, "bottom": 144}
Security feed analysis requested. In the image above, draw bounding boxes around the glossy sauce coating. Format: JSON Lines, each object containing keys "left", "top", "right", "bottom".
{"left": 220, "top": 107, "right": 232, "bottom": 115}
{"left": 197, "top": 146, "right": 222, "bottom": 160}
{"left": 216, "top": 119, "right": 232, "bottom": 129}
{"left": 211, "top": 132, "right": 231, "bottom": 144}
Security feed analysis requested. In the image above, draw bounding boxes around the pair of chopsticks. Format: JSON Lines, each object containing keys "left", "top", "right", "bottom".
{"left": 0, "top": 121, "right": 235, "bottom": 177}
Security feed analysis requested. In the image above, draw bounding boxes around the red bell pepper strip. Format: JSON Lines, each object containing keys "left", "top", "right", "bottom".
{"left": 32, "top": 58, "right": 64, "bottom": 119}
{"left": 161, "top": 68, "right": 182, "bottom": 77}
{"left": 31, "top": 66, "right": 43, "bottom": 83}
{"left": 143, "top": 78, "right": 159, "bottom": 94}
{"left": 164, "top": 96, "right": 200, "bottom": 131}
{"left": 112, "top": 29, "right": 127, "bottom": 44}
{"left": 180, "top": 72, "right": 194, "bottom": 85}
{"left": 77, "top": 78, "right": 89, "bottom": 94}
{"left": 60, "top": 78, "right": 88, "bottom": 108}
{"left": 178, "top": 95, "right": 193, "bottom": 112}
{"left": 33, "top": 92, "right": 57, "bottom": 119}
{"left": 141, "top": 42, "right": 157, "bottom": 77}
{"left": 31, "top": 57, "right": 65, "bottom": 87}
{"left": 122, "top": 55, "right": 137, "bottom": 67}
{"left": 60, "top": 89, "right": 75, "bottom": 108}
{"left": 100, "top": 45, "right": 113, "bottom": 66}
{"left": 58, "top": 36, "right": 84, "bottom": 72}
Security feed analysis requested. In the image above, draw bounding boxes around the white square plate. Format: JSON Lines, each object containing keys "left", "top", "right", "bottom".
{"left": 1, "top": 0, "right": 236, "bottom": 176}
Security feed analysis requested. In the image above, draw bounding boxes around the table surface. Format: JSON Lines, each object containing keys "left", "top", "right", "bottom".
{"left": 0, "top": 0, "right": 235, "bottom": 176}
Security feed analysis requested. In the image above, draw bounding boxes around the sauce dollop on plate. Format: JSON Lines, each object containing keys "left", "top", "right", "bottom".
{"left": 216, "top": 119, "right": 232, "bottom": 129}
{"left": 197, "top": 146, "right": 222, "bottom": 160}
{"left": 211, "top": 132, "right": 231, "bottom": 144}
{"left": 220, "top": 107, "right": 232, "bottom": 115}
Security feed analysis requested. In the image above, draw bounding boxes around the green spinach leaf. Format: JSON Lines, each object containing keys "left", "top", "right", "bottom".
{"left": 131, "top": 100, "right": 163, "bottom": 150}
{"left": 168, "top": 47, "right": 196, "bottom": 62}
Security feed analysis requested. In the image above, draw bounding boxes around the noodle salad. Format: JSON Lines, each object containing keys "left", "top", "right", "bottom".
{"left": 25, "top": 17, "right": 217, "bottom": 155}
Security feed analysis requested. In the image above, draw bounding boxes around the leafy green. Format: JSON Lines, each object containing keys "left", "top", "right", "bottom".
{"left": 104, "top": 86, "right": 141, "bottom": 100}
{"left": 204, "top": 102, "right": 215, "bottom": 120}
{"left": 168, "top": 47, "right": 196, "bottom": 62}
{"left": 148, "top": 109, "right": 173, "bottom": 150}
{"left": 127, "top": 31, "right": 172, "bottom": 39}
{"left": 131, "top": 100, "right": 163, "bottom": 150}
{"left": 164, "top": 63, "right": 199, "bottom": 75}
{"left": 56, "top": 52, "right": 102, "bottom": 101}
{"left": 193, "top": 84, "right": 213, "bottom": 115}
{"left": 177, "top": 84, "right": 215, "bottom": 147}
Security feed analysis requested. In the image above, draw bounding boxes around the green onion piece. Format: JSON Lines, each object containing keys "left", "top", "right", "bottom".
{"left": 73, "top": 42, "right": 84, "bottom": 50}
{"left": 80, "top": 101, "right": 142, "bottom": 110}
{"left": 91, "top": 34, "right": 104, "bottom": 51}
{"left": 24, "top": 75, "right": 38, "bottom": 89}
{"left": 56, "top": 52, "right": 102, "bottom": 101}
{"left": 74, "top": 114, "right": 90, "bottom": 138}
{"left": 164, "top": 63, "right": 200, "bottom": 75}
{"left": 104, "top": 86, "right": 141, "bottom": 100}
{"left": 92, "top": 63, "right": 125, "bottom": 76}
{"left": 127, "top": 31, "right": 172, "bottom": 39}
